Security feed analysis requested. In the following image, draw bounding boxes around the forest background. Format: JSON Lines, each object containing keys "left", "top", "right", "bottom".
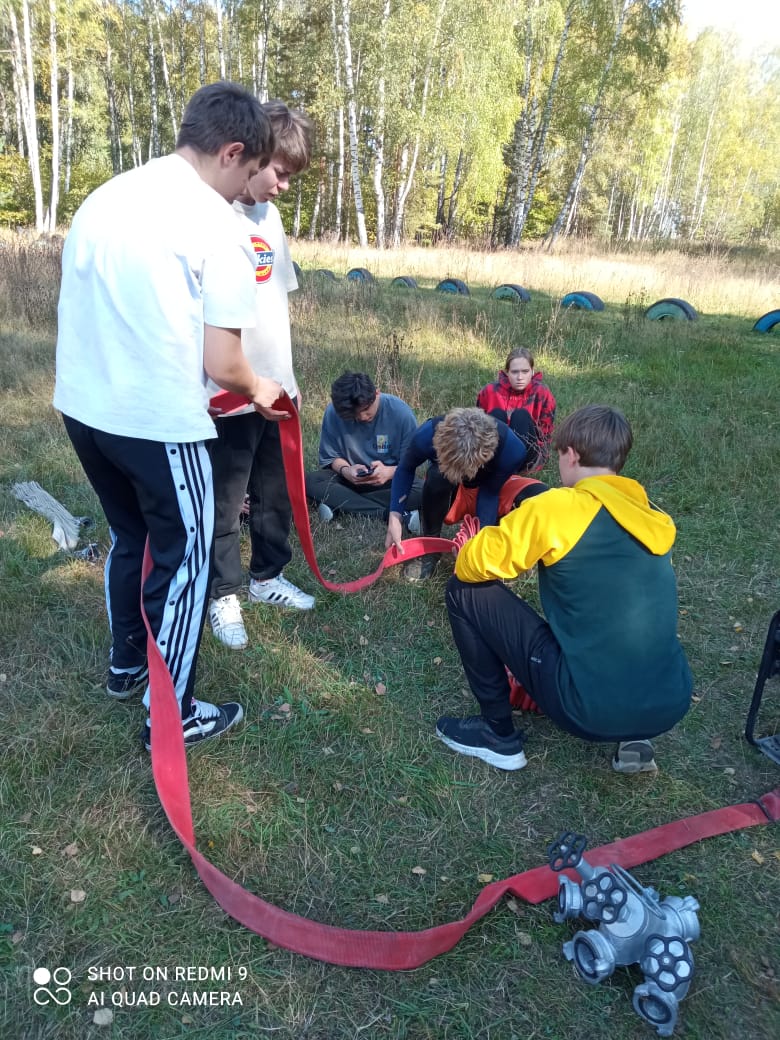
{"left": 1, "top": 0, "right": 779, "bottom": 250}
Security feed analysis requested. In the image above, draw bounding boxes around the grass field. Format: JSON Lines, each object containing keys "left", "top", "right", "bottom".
{"left": 1, "top": 238, "right": 778, "bottom": 1040}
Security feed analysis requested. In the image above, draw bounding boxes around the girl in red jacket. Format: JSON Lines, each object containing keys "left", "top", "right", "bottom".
{"left": 476, "top": 347, "right": 556, "bottom": 471}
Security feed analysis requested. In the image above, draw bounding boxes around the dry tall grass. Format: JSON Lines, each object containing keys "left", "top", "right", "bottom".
{"left": 292, "top": 240, "right": 780, "bottom": 318}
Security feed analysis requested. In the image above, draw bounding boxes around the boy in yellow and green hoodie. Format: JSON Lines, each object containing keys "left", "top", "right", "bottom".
{"left": 438, "top": 405, "right": 692, "bottom": 774}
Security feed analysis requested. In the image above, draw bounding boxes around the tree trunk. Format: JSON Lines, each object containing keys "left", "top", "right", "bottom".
{"left": 689, "top": 103, "right": 716, "bottom": 240}
{"left": 650, "top": 110, "right": 680, "bottom": 238}
{"left": 330, "top": 0, "right": 345, "bottom": 239}
{"left": 8, "top": 0, "right": 44, "bottom": 229}
{"left": 445, "top": 147, "right": 465, "bottom": 237}
{"left": 519, "top": 6, "right": 572, "bottom": 243}
{"left": 391, "top": 0, "right": 447, "bottom": 246}
{"left": 545, "top": 0, "right": 628, "bottom": 250}
{"left": 105, "top": 29, "right": 122, "bottom": 174}
{"left": 436, "top": 152, "right": 448, "bottom": 227}
{"left": 0, "top": 88, "right": 9, "bottom": 149}
{"left": 63, "top": 61, "right": 74, "bottom": 189}
{"left": 603, "top": 178, "right": 616, "bottom": 237}
{"left": 10, "top": 58, "right": 25, "bottom": 159}
{"left": 371, "top": 0, "right": 391, "bottom": 249}
{"left": 502, "top": 11, "right": 536, "bottom": 247}
{"left": 255, "top": 24, "right": 268, "bottom": 101}
{"left": 145, "top": 8, "right": 160, "bottom": 159}
{"left": 339, "top": 0, "right": 366, "bottom": 245}
{"left": 293, "top": 177, "right": 302, "bottom": 237}
{"left": 119, "top": 3, "right": 142, "bottom": 166}
{"left": 309, "top": 175, "right": 322, "bottom": 240}
{"left": 215, "top": 0, "right": 226, "bottom": 80}
{"left": 46, "top": 0, "right": 60, "bottom": 231}
{"left": 154, "top": 2, "right": 178, "bottom": 142}
{"left": 197, "top": 1, "right": 207, "bottom": 83}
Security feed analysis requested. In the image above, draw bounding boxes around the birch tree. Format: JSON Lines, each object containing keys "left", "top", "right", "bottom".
{"left": 371, "top": 0, "right": 390, "bottom": 248}
{"left": 544, "top": 0, "right": 631, "bottom": 248}
{"left": 338, "top": 0, "right": 366, "bottom": 246}
{"left": 390, "top": 0, "right": 446, "bottom": 245}
{"left": 7, "top": 0, "right": 44, "bottom": 228}
{"left": 501, "top": 0, "right": 573, "bottom": 246}
{"left": 45, "top": 0, "right": 59, "bottom": 230}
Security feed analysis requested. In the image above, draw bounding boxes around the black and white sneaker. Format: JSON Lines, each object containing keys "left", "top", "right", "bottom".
{"left": 435, "top": 715, "right": 527, "bottom": 771}
{"left": 612, "top": 739, "right": 658, "bottom": 774}
{"left": 142, "top": 698, "right": 244, "bottom": 751}
{"left": 106, "top": 664, "right": 148, "bottom": 700}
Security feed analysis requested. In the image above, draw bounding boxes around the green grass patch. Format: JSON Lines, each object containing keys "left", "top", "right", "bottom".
{"left": 1, "top": 241, "right": 778, "bottom": 1039}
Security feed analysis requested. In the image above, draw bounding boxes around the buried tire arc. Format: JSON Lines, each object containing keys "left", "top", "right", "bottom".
{"left": 753, "top": 309, "right": 780, "bottom": 333}
{"left": 561, "top": 291, "right": 605, "bottom": 311}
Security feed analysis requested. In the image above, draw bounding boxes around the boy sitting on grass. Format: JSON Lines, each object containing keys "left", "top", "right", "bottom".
{"left": 437, "top": 404, "right": 693, "bottom": 774}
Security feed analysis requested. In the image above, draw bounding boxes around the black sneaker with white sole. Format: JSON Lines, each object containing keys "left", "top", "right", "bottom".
{"left": 106, "top": 665, "right": 149, "bottom": 700}
{"left": 142, "top": 699, "right": 244, "bottom": 751}
{"left": 612, "top": 739, "right": 658, "bottom": 774}
{"left": 435, "top": 715, "right": 527, "bottom": 771}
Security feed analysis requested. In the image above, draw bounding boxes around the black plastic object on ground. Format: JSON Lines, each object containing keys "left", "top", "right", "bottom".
{"left": 644, "top": 298, "right": 698, "bottom": 320}
{"left": 745, "top": 609, "right": 780, "bottom": 766}
{"left": 752, "top": 309, "right": 780, "bottom": 333}
{"left": 346, "top": 267, "right": 375, "bottom": 283}
{"left": 391, "top": 275, "right": 418, "bottom": 289}
{"left": 561, "top": 291, "right": 605, "bottom": 311}
{"left": 435, "top": 277, "right": 470, "bottom": 295}
{"left": 492, "top": 283, "right": 531, "bottom": 302}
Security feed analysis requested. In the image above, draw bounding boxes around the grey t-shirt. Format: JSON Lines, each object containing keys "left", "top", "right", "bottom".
{"left": 318, "top": 393, "right": 418, "bottom": 469}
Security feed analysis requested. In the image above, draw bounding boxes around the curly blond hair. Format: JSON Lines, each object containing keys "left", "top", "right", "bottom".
{"left": 433, "top": 408, "right": 500, "bottom": 484}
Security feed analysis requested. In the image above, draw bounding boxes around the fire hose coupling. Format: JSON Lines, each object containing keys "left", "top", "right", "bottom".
{"left": 547, "top": 831, "right": 700, "bottom": 1037}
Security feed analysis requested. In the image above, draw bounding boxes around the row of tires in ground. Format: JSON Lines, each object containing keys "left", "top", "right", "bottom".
{"left": 297, "top": 264, "right": 779, "bottom": 330}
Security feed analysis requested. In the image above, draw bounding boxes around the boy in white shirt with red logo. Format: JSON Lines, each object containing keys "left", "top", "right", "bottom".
{"left": 208, "top": 101, "right": 315, "bottom": 649}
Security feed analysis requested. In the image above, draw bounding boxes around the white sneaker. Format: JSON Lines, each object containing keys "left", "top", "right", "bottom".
{"left": 208, "top": 594, "right": 248, "bottom": 649}
{"left": 249, "top": 573, "right": 315, "bottom": 610}
{"left": 318, "top": 502, "right": 334, "bottom": 522}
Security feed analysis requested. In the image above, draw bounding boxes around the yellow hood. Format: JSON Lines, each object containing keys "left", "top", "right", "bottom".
{"left": 576, "top": 476, "right": 676, "bottom": 555}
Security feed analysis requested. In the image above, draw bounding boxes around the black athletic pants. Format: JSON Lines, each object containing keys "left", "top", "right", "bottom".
{"left": 485, "top": 407, "right": 542, "bottom": 470}
{"left": 63, "top": 415, "right": 212, "bottom": 717}
{"left": 305, "top": 469, "right": 423, "bottom": 519}
{"left": 445, "top": 575, "right": 600, "bottom": 740}
{"left": 209, "top": 409, "right": 294, "bottom": 599}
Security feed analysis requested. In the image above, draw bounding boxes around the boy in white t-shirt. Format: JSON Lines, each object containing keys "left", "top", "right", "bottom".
{"left": 207, "top": 102, "right": 315, "bottom": 650}
{"left": 54, "top": 83, "right": 284, "bottom": 750}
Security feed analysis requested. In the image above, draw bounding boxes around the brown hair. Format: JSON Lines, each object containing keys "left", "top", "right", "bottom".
{"left": 176, "top": 82, "right": 272, "bottom": 161}
{"left": 552, "top": 405, "right": 633, "bottom": 472}
{"left": 330, "top": 371, "right": 377, "bottom": 420}
{"left": 505, "top": 347, "right": 534, "bottom": 370}
{"left": 262, "top": 100, "right": 313, "bottom": 174}
{"left": 433, "top": 409, "right": 500, "bottom": 484}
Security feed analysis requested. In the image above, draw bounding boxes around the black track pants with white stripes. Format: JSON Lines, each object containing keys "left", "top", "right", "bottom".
{"left": 63, "top": 415, "right": 213, "bottom": 717}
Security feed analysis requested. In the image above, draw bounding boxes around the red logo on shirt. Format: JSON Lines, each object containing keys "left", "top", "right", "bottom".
{"left": 250, "top": 235, "right": 274, "bottom": 283}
